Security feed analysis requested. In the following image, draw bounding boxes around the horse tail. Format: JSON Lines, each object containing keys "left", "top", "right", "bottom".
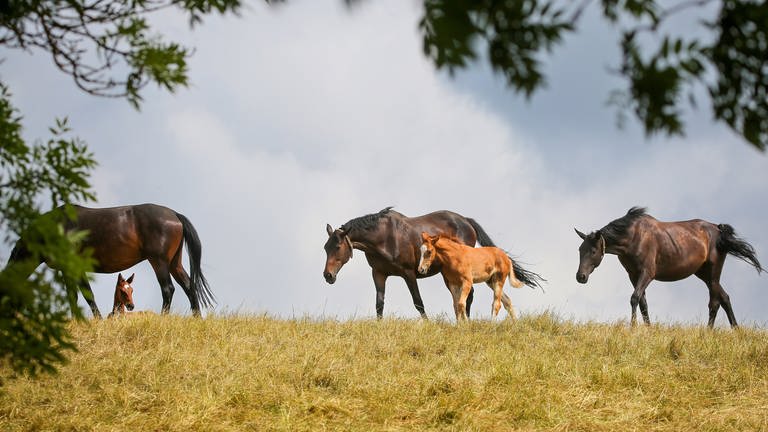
{"left": 510, "top": 258, "right": 546, "bottom": 291}
{"left": 466, "top": 217, "right": 546, "bottom": 290}
{"left": 507, "top": 257, "right": 524, "bottom": 288}
{"left": 466, "top": 217, "right": 496, "bottom": 247}
{"left": 175, "top": 212, "right": 216, "bottom": 309}
{"left": 717, "top": 224, "right": 763, "bottom": 273}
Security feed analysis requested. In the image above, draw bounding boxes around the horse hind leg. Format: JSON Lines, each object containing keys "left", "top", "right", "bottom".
{"left": 486, "top": 277, "right": 505, "bottom": 319}
{"left": 696, "top": 263, "right": 738, "bottom": 328}
{"left": 170, "top": 252, "right": 201, "bottom": 315}
{"left": 705, "top": 282, "right": 737, "bottom": 328}
{"left": 491, "top": 283, "right": 503, "bottom": 319}
{"left": 149, "top": 259, "right": 175, "bottom": 314}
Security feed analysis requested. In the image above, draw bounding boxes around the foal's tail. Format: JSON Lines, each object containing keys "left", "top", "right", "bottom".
{"left": 466, "top": 217, "right": 546, "bottom": 290}
{"left": 175, "top": 212, "right": 216, "bottom": 309}
{"left": 507, "top": 257, "right": 524, "bottom": 289}
{"left": 717, "top": 224, "right": 763, "bottom": 273}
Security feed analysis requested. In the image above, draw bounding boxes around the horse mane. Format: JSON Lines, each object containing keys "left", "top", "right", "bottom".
{"left": 600, "top": 206, "right": 647, "bottom": 244}
{"left": 341, "top": 207, "right": 394, "bottom": 233}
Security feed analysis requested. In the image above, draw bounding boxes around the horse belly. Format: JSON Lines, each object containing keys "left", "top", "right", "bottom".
{"left": 654, "top": 247, "right": 708, "bottom": 281}
{"left": 470, "top": 263, "right": 495, "bottom": 284}
{"left": 83, "top": 233, "right": 144, "bottom": 273}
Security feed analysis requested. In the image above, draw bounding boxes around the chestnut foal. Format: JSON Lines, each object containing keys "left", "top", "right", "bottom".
{"left": 418, "top": 232, "right": 524, "bottom": 321}
{"left": 108, "top": 273, "right": 136, "bottom": 317}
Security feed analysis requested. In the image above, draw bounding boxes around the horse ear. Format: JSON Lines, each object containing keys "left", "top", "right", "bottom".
{"left": 326, "top": 224, "right": 334, "bottom": 237}
{"left": 126, "top": 273, "right": 135, "bottom": 284}
{"left": 575, "top": 228, "right": 587, "bottom": 240}
{"left": 118, "top": 272, "right": 124, "bottom": 282}
{"left": 596, "top": 234, "right": 606, "bottom": 255}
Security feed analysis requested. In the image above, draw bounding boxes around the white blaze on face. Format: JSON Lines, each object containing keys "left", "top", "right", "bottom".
{"left": 419, "top": 243, "right": 429, "bottom": 270}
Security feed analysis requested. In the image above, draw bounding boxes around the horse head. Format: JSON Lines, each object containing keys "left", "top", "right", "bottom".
{"left": 417, "top": 232, "right": 440, "bottom": 275}
{"left": 323, "top": 224, "right": 354, "bottom": 284}
{"left": 111, "top": 272, "right": 136, "bottom": 316}
{"left": 575, "top": 228, "right": 606, "bottom": 284}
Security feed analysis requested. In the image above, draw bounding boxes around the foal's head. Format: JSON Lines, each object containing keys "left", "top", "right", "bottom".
{"left": 575, "top": 229, "right": 605, "bottom": 284}
{"left": 417, "top": 232, "right": 440, "bottom": 275}
{"left": 113, "top": 273, "right": 136, "bottom": 312}
{"left": 323, "top": 224, "right": 354, "bottom": 284}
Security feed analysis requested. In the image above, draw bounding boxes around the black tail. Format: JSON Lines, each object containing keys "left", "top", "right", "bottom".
{"left": 175, "top": 212, "right": 216, "bottom": 309}
{"left": 466, "top": 217, "right": 546, "bottom": 290}
{"left": 466, "top": 217, "right": 496, "bottom": 247}
{"left": 717, "top": 224, "right": 763, "bottom": 273}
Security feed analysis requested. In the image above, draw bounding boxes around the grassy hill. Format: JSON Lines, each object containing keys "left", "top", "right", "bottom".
{"left": 1, "top": 314, "right": 767, "bottom": 431}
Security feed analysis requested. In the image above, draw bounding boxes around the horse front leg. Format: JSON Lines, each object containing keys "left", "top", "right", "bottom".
{"left": 629, "top": 271, "right": 653, "bottom": 326}
{"left": 372, "top": 269, "right": 388, "bottom": 319}
{"left": 457, "top": 280, "right": 473, "bottom": 321}
{"left": 403, "top": 271, "right": 427, "bottom": 319}
{"left": 78, "top": 278, "right": 102, "bottom": 319}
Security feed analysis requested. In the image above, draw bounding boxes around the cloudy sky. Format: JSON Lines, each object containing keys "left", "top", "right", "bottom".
{"left": 2, "top": 0, "right": 766, "bottom": 325}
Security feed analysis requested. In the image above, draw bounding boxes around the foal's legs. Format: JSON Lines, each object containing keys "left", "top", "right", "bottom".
{"left": 78, "top": 277, "right": 102, "bottom": 319}
{"left": 456, "top": 280, "right": 473, "bottom": 321}
{"left": 486, "top": 276, "right": 505, "bottom": 318}
{"left": 149, "top": 259, "right": 175, "bottom": 314}
{"left": 499, "top": 292, "right": 516, "bottom": 319}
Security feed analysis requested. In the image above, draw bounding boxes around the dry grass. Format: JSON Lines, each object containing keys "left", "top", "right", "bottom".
{"left": 1, "top": 313, "right": 767, "bottom": 431}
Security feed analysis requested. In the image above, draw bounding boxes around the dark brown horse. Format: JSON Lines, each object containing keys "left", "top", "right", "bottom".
{"left": 575, "top": 207, "right": 763, "bottom": 328}
{"left": 323, "top": 207, "right": 543, "bottom": 318}
{"left": 9, "top": 204, "right": 213, "bottom": 317}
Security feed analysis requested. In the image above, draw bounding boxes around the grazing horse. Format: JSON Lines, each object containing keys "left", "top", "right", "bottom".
{"left": 323, "top": 207, "right": 543, "bottom": 318}
{"left": 417, "top": 232, "right": 524, "bottom": 321}
{"left": 108, "top": 273, "right": 136, "bottom": 317}
{"left": 9, "top": 204, "right": 214, "bottom": 318}
{"left": 575, "top": 207, "right": 763, "bottom": 328}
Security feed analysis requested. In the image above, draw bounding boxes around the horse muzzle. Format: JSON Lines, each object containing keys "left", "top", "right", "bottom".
{"left": 324, "top": 271, "right": 336, "bottom": 284}
{"left": 126, "top": 303, "right": 135, "bottom": 311}
{"left": 576, "top": 273, "right": 588, "bottom": 284}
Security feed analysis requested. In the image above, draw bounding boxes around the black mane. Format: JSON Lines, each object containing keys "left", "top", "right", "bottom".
{"left": 600, "top": 206, "right": 647, "bottom": 244}
{"left": 341, "top": 207, "right": 394, "bottom": 233}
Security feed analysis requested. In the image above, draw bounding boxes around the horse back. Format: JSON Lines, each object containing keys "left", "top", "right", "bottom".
{"left": 638, "top": 218, "right": 716, "bottom": 280}
{"left": 70, "top": 204, "right": 183, "bottom": 273}
{"left": 406, "top": 211, "right": 478, "bottom": 246}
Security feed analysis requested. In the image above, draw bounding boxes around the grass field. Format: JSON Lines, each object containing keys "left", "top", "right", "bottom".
{"left": 1, "top": 313, "right": 767, "bottom": 431}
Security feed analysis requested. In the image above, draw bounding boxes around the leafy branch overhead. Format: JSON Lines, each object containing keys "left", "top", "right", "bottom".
{"left": 413, "top": 0, "right": 767, "bottom": 151}
{"left": 0, "top": 0, "right": 247, "bottom": 108}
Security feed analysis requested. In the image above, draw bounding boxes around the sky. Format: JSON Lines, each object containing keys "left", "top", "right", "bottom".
{"left": 2, "top": 0, "right": 767, "bottom": 326}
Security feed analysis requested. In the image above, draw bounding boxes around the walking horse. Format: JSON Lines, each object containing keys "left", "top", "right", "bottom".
{"left": 575, "top": 207, "right": 762, "bottom": 327}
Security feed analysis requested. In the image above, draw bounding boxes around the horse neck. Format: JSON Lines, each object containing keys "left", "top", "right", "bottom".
{"left": 346, "top": 221, "right": 390, "bottom": 254}
{"left": 600, "top": 228, "right": 632, "bottom": 256}
{"left": 112, "top": 290, "right": 125, "bottom": 313}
